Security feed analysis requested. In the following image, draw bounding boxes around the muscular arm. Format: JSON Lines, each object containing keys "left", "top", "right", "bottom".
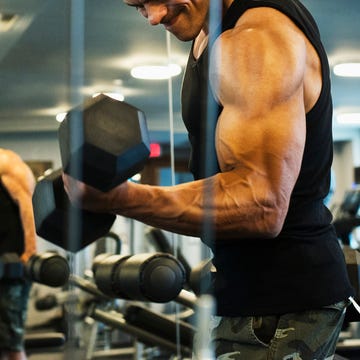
{"left": 0, "top": 149, "right": 37, "bottom": 262}
{"left": 65, "top": 8, "right": 314, "bottom": 241}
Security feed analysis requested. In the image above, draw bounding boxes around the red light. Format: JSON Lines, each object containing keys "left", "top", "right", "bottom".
{"left": 150, "top": 143, "right": 161, "bottom": 158}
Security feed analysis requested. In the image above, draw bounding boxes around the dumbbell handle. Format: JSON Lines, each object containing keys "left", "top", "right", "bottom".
{"left": 69, "top": 274, "right": 112, "bottom": 302}
{"left": 175, "top": 289, "right": 197, "bottom": 309}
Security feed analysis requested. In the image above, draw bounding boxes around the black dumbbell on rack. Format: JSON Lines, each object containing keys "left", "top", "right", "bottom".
{"left": 0, "top": 252, "right": 70, "bottom": 288}
{"left": 92, "top": 252, "right": 186, "bottom": 303}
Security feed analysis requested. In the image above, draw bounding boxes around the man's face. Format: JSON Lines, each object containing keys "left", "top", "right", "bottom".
{"left": 123, "top": 0, "right": 209, "bottom": 41}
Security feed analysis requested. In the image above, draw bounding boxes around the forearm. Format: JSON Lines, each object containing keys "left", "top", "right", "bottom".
{"left": 112, "top": 180, "right": 206, "bottom": 237}
{"left": 19, "top": 198, "right": 37, "bottom": 263}
{"left": 109, "top": 171, "right": 286, "bottom": 239}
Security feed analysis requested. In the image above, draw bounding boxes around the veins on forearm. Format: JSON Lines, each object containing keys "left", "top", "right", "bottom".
{"left": 109, "top": 172, "right": 282, "bottom": 240}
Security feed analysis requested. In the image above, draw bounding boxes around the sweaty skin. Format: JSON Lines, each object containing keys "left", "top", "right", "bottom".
{"left": 0, "top": 149, "right": 37, "bottom": 263}
{"left": 63, "top": 0, "right": 322, "bottom": 241}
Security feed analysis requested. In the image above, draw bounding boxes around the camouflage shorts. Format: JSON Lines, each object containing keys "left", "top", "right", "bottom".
{"left": 0, "top": 279, "right": 31, "bottom": 352}
{"left": 193, "top": 301, "right": 348, "bottom": 360}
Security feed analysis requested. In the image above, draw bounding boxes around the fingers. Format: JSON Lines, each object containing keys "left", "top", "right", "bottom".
{"left": 62, "top": 172, "right": 109, "bottom": 212}
{"left": 62, "top": 173, "right": 86, "bottom": 205}
{"left": 62, "top": 172, "right": 70, "bottom": 195}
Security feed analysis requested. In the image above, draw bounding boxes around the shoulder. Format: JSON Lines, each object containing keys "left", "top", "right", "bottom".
{"left": 0, "top": 149, "right": 35, "bottom": 190}
{"left": 219, "top": 6, "right": 306, "bottom": 55}
{"left": 0, "top": 149, "right": 18, "bottom": 173}
{"left": 233, "top": 6, "right": 303, "bottom": 34}
{"left": 0, "top": 148, "right": 22, "bottom": 165}
{"left": 210, "top": 7, "right": 307, "bottom": 104}
{"left": 0, "top": 149, "right": 27, "bottom": 174}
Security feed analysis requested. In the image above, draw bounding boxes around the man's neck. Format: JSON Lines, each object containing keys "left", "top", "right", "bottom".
{"left": 193, "top": 30, "right": 209, "bottom": 59}
{"left": 193, "top": 0, "right": 235, "bottom": 59}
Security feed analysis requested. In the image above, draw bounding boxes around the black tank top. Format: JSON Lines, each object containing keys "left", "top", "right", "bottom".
{"left": 181, "top": 0, "right": 354, "bottom": 315}
{"left": 0, "top": 181, "right": 24, "bottom": 255}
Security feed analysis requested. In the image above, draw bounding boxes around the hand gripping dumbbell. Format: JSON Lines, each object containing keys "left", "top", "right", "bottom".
{"left": 33, "top": 94, "right": 151, "bottom": 252}
{"left": 92, "top": 252, "right": 186, "bottom": 303}
{"left": 33, "top": 169, "right": 116, "bottom": 252}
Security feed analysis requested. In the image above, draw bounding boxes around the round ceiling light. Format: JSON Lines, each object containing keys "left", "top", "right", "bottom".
{"left": 56, "top": 112, "right": 67, "bottom": 123}
{"left": 336, "top": 112, "right": 360, "bottom": 124}
{"left": 333, "top": 63, "right": 360, "bottom": 77}
{"left": 131, "top": 64, "right": 182, "bottom": 80}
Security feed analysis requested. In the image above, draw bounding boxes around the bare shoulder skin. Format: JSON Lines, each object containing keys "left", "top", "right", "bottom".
{"left": 64, "top": 3, "right": 322, "bottom": 241}
{"left": 0, "top": 149, "right": 37, "bottom": 262}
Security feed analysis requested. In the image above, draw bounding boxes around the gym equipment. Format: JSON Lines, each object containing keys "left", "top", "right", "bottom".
{"left": 336, "top": 342, "right": 360, "bottom": 360}
{"left": 26, "top": 251, "right": 70, "bottom": 287}
{"left": 333, "top": 188, "right": 360, "bottom": 245}
{"left": 332, "top": 189, "right": 360, "bottom": 324}
{"left": 343, "top": 246, "right": 360, "bottom": 322}
{"left": 124, "top": 303, "right": 195, "bottom": 350}
{"left": 0, "top": 251, "right": 69, "bottom": 288}
{"left": 89, "top": 306, "right": 193, "bottom": 358}
{"left": 146, "top": 227, "right": 192, "bottom": 283}
{"left": 69, "top": 274, "right": 113, "bottom": 303}
{"left": 94, "top": 231, "right": 122, "bottom": 255}
{"left": 92, "top": 252, "right": 186, "bottom": 303}
{"left": 59, "top": 94, "right": 151, "bottom": 192}
{"left": 25, "top": 332, "right": 66, "bottom": 350}
{"left": 35, "top": 256, "right": 193, "bottom": 359}
{"left": 189, "top": 258, "right": 215, "bottom": 296}
{"left": 33, "top": 95, "right": 151, "bottom": 252}
{"left": 33, "top": 169, "right": 116, "bottom": 252}
{"left": 35, "top": 293, "right": 64, "bottom": 311}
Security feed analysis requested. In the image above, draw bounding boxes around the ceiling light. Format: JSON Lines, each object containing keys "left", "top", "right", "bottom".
{"left": 337, "top": 113, "right": 360, "bottom": 125}
{"left": 56, "top": 112, "right": 67, "bottom": 123}
{"left": 131, "top": 173, "right": 142, "bottom": 182}
{"left": 131, "top": 64, "right": 181, "bottom": 80}
{"left": 113, "top": 79, "right": 123, "bottom": 86}
{"left": 0, "top": 13, "right": 17, "bottom": 32}
{"left": 93, "top": 92, "right": 124, "bottom": 101}
{"left": 333, "top": 63, "right": 360, "bottom": 77}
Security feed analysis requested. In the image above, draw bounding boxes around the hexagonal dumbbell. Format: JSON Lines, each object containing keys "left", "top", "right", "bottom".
{"left": 33, "top": 169, "right": 116, "bottom": 252}
{"left": 33, "top": 95, "right": 150, "bottom": 252}
{"left": 59, "top": 94, "right": 150, "bottom": 191}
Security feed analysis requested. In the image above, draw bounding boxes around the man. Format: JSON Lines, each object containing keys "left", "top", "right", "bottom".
{"left": 0, "top": 149, "right": 37, "bottom": 360}
{"left": 64, "top": 0, "right": 354, "bottom": 358}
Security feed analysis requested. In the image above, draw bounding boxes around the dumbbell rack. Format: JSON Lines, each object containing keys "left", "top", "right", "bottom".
{"left": 68, "top": 274, "right": 194, "bottom": 359}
